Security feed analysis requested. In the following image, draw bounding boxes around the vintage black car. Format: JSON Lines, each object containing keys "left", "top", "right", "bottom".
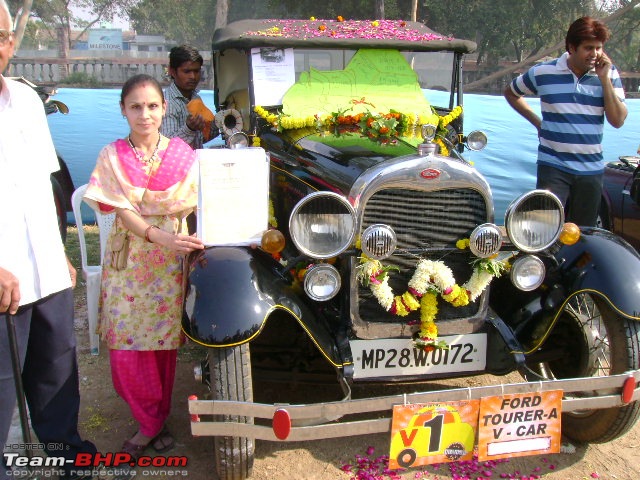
{"left": 182, "top": 19, "right": 640, "bottom": 480}
{"left": 600, "top": 155, "right": 640, "bottom": 250}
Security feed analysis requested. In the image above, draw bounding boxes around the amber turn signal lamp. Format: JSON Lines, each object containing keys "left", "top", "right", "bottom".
{"left": 261, "top": 229, "right": 285, "bottom": 254}
{"left": 558, "top": 222, "right": 580, "bottom": 245}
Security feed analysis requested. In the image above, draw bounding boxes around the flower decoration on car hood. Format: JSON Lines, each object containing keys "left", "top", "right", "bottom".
{"left": 356, "top": 240, "right": 510, "bottom": 351}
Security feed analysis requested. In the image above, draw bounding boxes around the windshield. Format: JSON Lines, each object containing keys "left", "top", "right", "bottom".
{"left": 215, "top": 48, "right": 457, "bottom": 110}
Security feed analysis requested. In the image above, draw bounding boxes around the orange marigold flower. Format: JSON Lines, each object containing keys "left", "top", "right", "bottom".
{"left": 337, "top": 15, "right": 344, "bottom": 22}
{"left": 319, "top": 24, "right": 326, "bottom": 31}
{"left": 379, "top": 126, "right": 390, "bottom": 134}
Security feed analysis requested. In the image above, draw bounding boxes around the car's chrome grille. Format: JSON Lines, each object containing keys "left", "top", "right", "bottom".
{"left": 362, "top": 188, "right": 487, "bottom": 249}
{"left": 357, "top": 188, "right": 488, "bottom": 323}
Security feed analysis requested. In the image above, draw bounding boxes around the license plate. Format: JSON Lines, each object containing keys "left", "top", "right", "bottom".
{"left": 350, "top": 334, "right": 487, "bottom": 379}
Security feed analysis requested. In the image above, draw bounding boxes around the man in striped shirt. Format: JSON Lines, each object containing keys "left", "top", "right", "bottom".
{"left": 504, "top": 16, "right": 627, "bottom": 226}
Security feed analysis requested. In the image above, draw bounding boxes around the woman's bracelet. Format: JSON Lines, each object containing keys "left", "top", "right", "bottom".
{"left": 145, "top": 225, "right": 160, "bottom": 243}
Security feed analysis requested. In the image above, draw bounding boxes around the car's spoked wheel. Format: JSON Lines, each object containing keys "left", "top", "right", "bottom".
{"left": 523, "top": 292, "right": 640, "bottom": 443}
{"left": 208, "top": 345, "right": 254, "bottom": 480}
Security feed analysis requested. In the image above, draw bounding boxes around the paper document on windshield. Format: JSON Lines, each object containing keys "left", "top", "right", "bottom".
{"left": 196, "top": 147, "right": 269, "bottom": 246}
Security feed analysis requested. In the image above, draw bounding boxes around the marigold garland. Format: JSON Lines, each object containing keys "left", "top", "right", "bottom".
{"left": 435, "top": 138, "right": 449, "bottom": 156}
{"left": 254, "top": 104, "right": 463, "bottom": 149}
{"left": 356, "top": 241, "right": 509, "bottom": 351}
{"left": 432, "top": 105, "right": 463, "bottom": 156}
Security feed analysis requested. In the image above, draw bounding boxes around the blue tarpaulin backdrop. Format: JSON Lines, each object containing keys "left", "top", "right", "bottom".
{"left": 48, "top": 88, "right": 640, "bottom": 224}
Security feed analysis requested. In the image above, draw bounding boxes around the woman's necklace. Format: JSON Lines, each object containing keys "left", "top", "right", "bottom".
{"left": 128, "top": 134, "right": 161, "bottom": 164}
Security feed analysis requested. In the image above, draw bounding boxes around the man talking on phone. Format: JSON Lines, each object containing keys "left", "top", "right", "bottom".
{"left": 504, "top": 16, "right": 627, "bottom": 227}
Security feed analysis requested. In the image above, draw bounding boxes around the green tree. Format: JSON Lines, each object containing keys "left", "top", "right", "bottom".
{"left": 263, "top": 0, "right": 402, "bottom": 19}
{"left": 417, "top": 0, "right": 598, "bottom": 65}
{"left": 8, "top": 0, "right": 133, "bottom": 49}
{"left": 127, "top": 0, "right": 287, "bottom": 48}
{"left": 127, "top": 0, "right": 215, "bottom": 49}
{"left": 46, "top": 0, "right": 638, "bottom": 75}
{"left": 602, "top": 0, "right": 640, "bottom": 71}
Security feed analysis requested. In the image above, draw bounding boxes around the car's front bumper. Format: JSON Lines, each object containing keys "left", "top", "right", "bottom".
{"left": 189, "top": 370, "right": 640, "bottom": 441}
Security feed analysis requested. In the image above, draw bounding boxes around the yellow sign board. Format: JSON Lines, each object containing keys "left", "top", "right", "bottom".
{"left": 389, "top": 401, "right": 480, "bottom": 469}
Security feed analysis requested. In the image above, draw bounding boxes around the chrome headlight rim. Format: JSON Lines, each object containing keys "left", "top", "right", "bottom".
{"left": 469, "top": 223, "right": 502, "bottom": 258}
{"left": 227, "top": 132, "right": 249, "bottom": 149}
{"left": 505, "top": 189, "right": 564, "bottom": 253}
{"left": 360, "top": 224, "right": 397, "bottom": 260}
{"left": 303, "top": 263, "right": 342, "bottom": 301}
{"left": 510, "top": 254, "right": 545, "bottom": 292}
{"left": 289, "top": 191, "right": 356, "bottom": 259}
{"left": 465, "top": 130, "right": 487, "bottom": 151}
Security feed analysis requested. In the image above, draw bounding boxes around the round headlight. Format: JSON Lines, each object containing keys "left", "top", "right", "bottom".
{"left": 466, "top": 130, "right": 487, "bottom": 151}
{"left": 228, "top": 132, "right": 249, "bottom": 149}
{"left": 361, "top": 224, "right": 397, "bottom": 260}
{"left": 505, "top": 190, "right": 564, "bottom": 252}
{"left": 289, "top": 192, "right": 356, "bottom": 259}
{"left": 469, "top": 223, "right": 502, "bottom": 258}
{"left": 510, "top": 255, "right": 545, "bottom": 291}
{"left": 303, "top": 263, "right": 341, "bottom": 301}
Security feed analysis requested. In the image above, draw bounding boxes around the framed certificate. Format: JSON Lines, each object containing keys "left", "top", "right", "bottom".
{"left": 196, "top": 147, "right": 269, "bottom": 246}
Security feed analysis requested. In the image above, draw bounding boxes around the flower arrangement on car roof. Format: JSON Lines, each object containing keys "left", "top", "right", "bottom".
{"left": 357, "top": 239, "right": 510, "bottom": 351}
{"left": 246, "top": 18, "right": 453, "bottom": 42}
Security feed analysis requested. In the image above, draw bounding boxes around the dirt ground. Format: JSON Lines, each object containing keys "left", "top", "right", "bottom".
{"left": 70, "top": 288, "right": 640, "bottom": 480}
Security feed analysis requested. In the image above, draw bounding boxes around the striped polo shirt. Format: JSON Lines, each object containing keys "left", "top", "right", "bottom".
{"left": 509, "top": 52, "right": 625, "bottom": 175}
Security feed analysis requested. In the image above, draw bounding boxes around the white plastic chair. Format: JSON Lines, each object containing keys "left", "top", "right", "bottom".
{"left": 71, "top": 184, "right": 115, "bottom": 355}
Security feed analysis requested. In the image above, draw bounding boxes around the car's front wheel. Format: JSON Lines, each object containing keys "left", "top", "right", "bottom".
{"left": 522, "top": 292, "right": 640, "bottom": 443}
{"left": 208, "top": 345, "right": 254, "bottom": 480}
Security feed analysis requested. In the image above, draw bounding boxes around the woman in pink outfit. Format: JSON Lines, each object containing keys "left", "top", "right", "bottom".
{"left": 84, "top": 74, "right": 204, "bottom": 458}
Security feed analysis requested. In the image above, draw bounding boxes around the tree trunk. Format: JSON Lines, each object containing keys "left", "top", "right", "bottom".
{"left": 57, "top": 25, "right": 69, "bottom": 79}
{"left": 411, "top": 0, "right": 418, "bottom": 22}
{"left": 12, "top": 0, "right": 33, "bottom": 50}
{"left": 375, "top": 0, "right": 384, "bottom": 19}
{"left": 215, "top": 0, "right": 229, "bottom": 30}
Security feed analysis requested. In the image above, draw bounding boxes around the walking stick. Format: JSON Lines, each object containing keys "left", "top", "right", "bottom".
{"left": 5, "top": 313, "right": 33, "bottom": 460}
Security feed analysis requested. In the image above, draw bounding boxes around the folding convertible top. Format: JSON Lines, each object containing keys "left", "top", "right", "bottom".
{"left": 212, "top": 19, "right": 477, "bottom": 54}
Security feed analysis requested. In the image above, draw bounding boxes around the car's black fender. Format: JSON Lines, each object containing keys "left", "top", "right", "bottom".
{"left": 490, "top": 227, "right": 640, "bottom": 350}
{"left": 181, "top": 246, "right": 344, "bottom": 366}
